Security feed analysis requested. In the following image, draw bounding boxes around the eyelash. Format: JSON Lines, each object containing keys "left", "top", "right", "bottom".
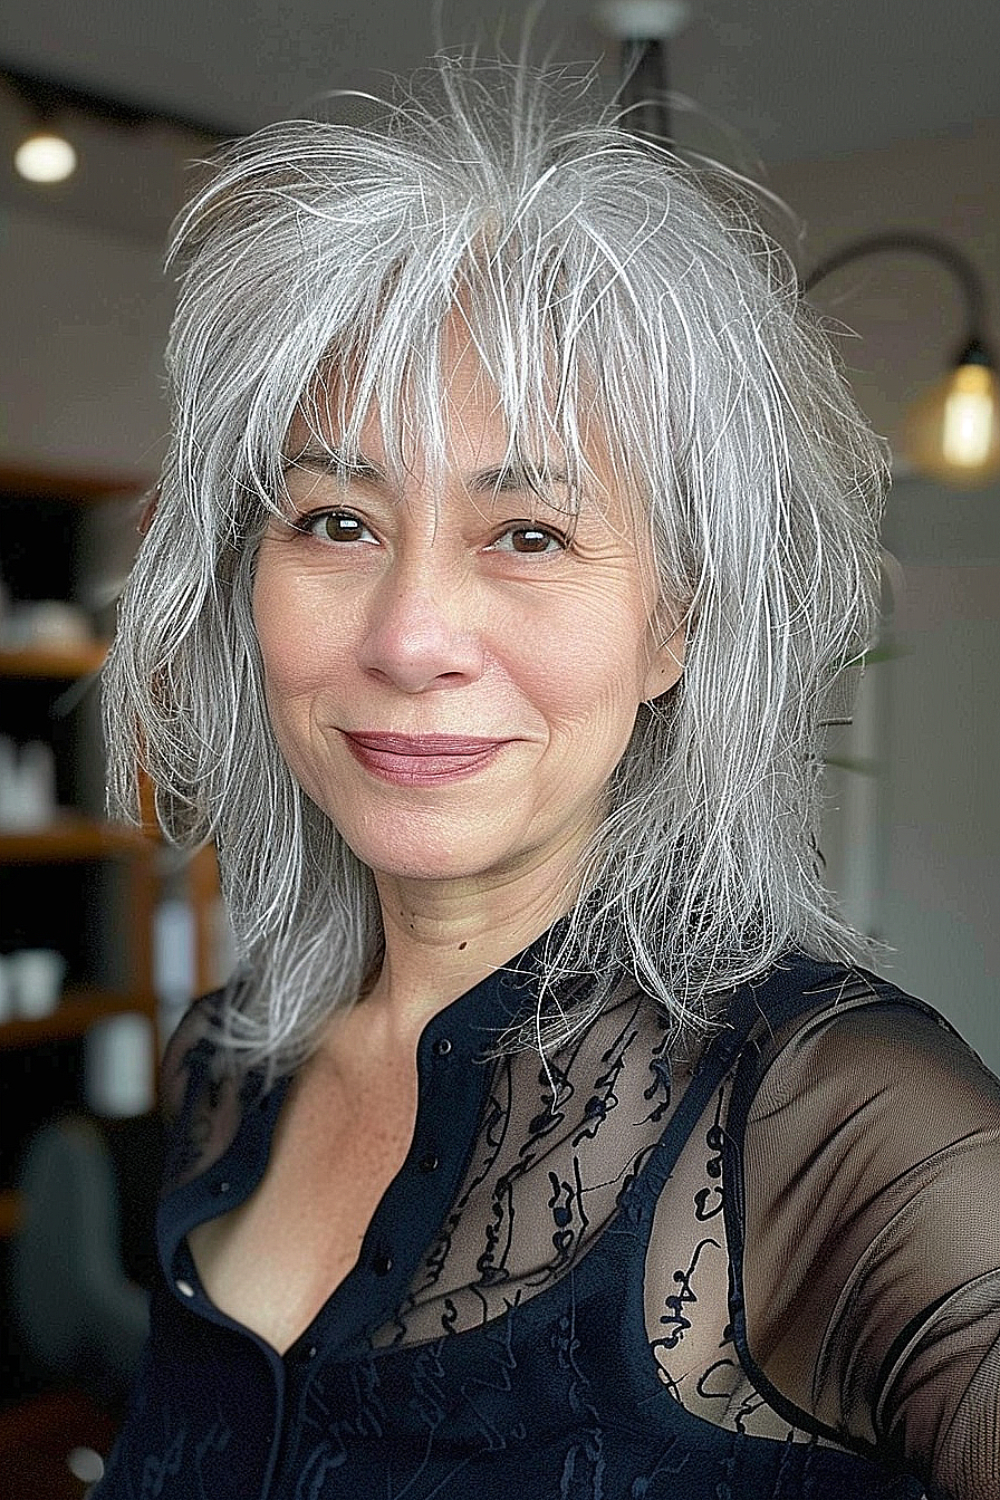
{"left": 291, "top": 509, "right": 568, "bottom": 556}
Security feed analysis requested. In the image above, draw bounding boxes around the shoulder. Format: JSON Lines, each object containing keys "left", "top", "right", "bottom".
{"left": 723, "top": 956, "right": 1000, "bottom": 1318}
{"left": 160, "top": 988, "right": 228, "bottom": 1121}
{"left": 721, "top": 957, "right": 1000, "bottom": 1476}
{"left": 729, "top": 956, "right": 1000, "bottom": 1131}
{"left": 159, "top": 988, "right": 260, "bottom": 1194}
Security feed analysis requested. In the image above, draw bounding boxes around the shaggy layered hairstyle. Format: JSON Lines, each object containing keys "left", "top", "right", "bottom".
{"left": 104, "top": 58, "right": 888, "bottom": 1074}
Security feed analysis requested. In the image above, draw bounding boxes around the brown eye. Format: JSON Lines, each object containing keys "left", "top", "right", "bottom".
{"left": 513, "top": 528, "right": 553, "bottom": 553}
{"left": 323, "top": 513, "right": 361, "bottom": 541}
{"left": 489, "top": 524, "right": 564, "bottom": 556}
{"left": 300, "top": 511, "right": 377, "bottom": 544}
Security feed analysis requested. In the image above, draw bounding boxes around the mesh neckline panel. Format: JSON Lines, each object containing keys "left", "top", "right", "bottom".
{"left": 370, "top": 974, "right": 680, "bottom": 1348}
{"left": 363, "top": 958, "right": 848, "bottom": 1448}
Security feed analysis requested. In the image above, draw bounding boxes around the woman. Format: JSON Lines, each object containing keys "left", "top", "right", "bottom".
{"left": 98, "top": 60, "right": 999, "bottom": 1499}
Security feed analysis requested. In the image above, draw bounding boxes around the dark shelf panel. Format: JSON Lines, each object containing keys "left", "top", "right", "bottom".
{"left": 0, "top": 462, "right": 148, "bottom": 504}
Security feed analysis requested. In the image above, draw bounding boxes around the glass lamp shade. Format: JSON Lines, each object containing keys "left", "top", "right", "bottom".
{"left": 906, "top": 356, "right": 1000, "bottom": 488}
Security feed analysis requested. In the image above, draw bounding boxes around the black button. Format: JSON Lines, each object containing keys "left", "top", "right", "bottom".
{"left": 301, "top": 1343, "right": 318, "bottom": 1362}
{"left": 418, "top": 1153, "right": 440, "bottom": 1173}
{"left": 432, "top": 1037, "right": 453, "bottom": 1057}
{"left": 372, "top": 1251, "right": 393, "bottom": 1276}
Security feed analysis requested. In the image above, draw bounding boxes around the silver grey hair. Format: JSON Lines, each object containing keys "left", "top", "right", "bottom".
{"left": 104, "top": 58, "right": 888, "bottom": 1074}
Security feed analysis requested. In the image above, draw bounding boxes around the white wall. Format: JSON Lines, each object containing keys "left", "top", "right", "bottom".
{"left": 774, "top": 124, "right": 1000, "bottom": 1070}
{"left": 880, "top": 545, "right": 1000, "bottom": 1068}
{"left": 0, "top": 202, "right": 172, "bottom": 475}
{"left": 823, "top": 480, "right": 1000, "bottom": 1071}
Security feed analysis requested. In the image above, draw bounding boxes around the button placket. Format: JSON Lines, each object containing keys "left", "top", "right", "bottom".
{"left": 415, "top": 1036, "right": 454, "bottom": 1179}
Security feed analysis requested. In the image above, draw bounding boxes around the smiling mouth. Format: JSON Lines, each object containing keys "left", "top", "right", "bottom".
{"left": 342, "top": 731, "right": 511, "bottom": 785}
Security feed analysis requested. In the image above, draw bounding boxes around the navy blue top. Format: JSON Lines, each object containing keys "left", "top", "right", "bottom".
{"left": 94, "top": 952, "right": 1000, "bottom": 1499}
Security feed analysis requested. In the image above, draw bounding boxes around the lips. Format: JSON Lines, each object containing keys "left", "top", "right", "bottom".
{"left": 342, "top": 731, "right": 511, "bottom": 785}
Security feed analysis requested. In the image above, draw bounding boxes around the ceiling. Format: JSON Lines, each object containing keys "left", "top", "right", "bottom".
{"left": 1, "top": 0, "right": 997, "bottom": 243}
{"left": 3, "top": 0, "right": 999, "bottom": 156}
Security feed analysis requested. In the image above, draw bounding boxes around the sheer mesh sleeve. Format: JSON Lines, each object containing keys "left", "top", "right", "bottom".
{"left": 731, "top": 980, "right": 1000, "bottom": 1500}
{"left": 158, "top": 991, "right": 253, "bottom": 1194}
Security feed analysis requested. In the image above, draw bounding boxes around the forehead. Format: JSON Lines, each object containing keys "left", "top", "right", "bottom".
{"left": 288, "top": 305, "right": 618, "bottom": 493}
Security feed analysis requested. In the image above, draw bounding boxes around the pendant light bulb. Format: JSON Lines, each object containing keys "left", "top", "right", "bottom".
{"left": 941, "top": 365, "right": 997, "bottom": 467}
{"left": 14, "top": 130, "right": 77, "bottom": 184}
{"left": 906, "top": 347, "right": 1000, "bottom": 488}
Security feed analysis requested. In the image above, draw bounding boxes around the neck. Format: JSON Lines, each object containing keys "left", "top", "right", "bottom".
{"left": 366, "top": 843, "right": 586, "bottom": 1040}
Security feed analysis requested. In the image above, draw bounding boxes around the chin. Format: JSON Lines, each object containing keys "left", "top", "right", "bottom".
{"left": 337, "top": 824, "right": 505, "bottom": 885}
{"left": 341, "top": 811, "right": 549, "bottom": 888}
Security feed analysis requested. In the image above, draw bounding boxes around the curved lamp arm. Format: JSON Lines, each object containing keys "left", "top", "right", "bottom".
{"left": 804, "top": 231, "right": 991, "bottom": 361}
{"left": 600, "top": 13, "right": 998, "bottom": 486}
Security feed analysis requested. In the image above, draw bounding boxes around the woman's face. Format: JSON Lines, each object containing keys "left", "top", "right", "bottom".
{"left": 252, "top": 326, "right": 683, "bottom": 897}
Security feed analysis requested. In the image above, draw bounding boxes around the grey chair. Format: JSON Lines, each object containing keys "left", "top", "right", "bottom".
{"left": 11, "top": 1115, "right": 152, "bottom": 1404}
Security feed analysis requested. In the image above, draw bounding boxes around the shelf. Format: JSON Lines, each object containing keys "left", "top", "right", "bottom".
{"left": 0, "top": 461, "right": 149, "bottom": 504}
{"left": 0, "top": 987, "right": 156, "bottom": 1049}
{"left": 0, "top": 1189, "right": 21, "bottom": 1238}
{"left": 0, "top": 643, "right": 108, "bottom": 679}
{"left": 0, "top": 814, "right": 152, "bottom": 862}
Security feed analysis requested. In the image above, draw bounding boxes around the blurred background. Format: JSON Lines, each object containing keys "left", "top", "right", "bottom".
{"left": 0, "top": 1, "right": 997, "bottom": 1493}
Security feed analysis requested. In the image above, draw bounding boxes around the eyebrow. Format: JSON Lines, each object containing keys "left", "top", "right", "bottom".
{"left": 470, "top": 463, "right": 571, "bottom": 495}
{"left": 281, "top": 445, "right": 384, "bottom": 484}
{"left": 281, "top": 445, "right": 571, "bottom": 496}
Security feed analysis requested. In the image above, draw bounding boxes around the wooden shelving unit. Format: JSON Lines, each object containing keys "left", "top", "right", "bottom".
{"left": 0, "top": 1189, "right": 21, "bottom": 1238}
{"left": 0, "top": 462, "right": 219, "bottom": 1253}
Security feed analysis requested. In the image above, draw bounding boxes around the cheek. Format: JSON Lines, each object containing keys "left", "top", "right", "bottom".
{"left": 253, "top": 554, "right": 344, "bottom": 694}
{"left": 509, "top": 593, "right": 652, "bottom": 739}
{"left": 252, "top": 550, "right": 293, "bottom": 677}
{"left": 252, "top": 560, "right": 332, "bottom": 773}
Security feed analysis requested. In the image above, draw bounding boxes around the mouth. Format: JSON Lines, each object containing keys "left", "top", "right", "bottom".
{"left": 342, "top": 731, "right": 512, "bottom": 785}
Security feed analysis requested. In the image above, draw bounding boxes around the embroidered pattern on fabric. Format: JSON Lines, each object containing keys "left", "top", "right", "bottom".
{"left": 373, "top": 987, "right": 674, "bottom": 1347}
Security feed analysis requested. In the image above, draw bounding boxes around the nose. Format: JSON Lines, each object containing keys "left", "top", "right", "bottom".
{"left": 357, "top": 555, "right": 485, "bottom": 694}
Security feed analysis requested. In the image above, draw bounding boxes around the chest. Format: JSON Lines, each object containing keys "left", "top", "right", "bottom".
{"left": 188, "top": 1044, "right": 419, "bottom": 1354}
